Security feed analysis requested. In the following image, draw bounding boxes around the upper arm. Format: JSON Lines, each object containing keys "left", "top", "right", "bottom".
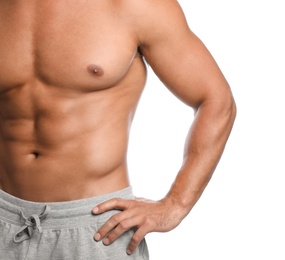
{"left": 133, "top": 0, "right": 232, "bottom": 109}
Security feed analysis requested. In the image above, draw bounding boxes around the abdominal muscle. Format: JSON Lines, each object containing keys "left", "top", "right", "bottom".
{"left": 0, "top": 68, "right": 145, "bottom": 203}
{"left": 0, "top": 125, "right": 130, "bottom": 202}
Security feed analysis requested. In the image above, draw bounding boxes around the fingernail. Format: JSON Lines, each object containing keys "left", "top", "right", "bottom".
{"left": 126, "top": 249, "right": 132, "bottom": 255}
{"left": 94, "top": 233, "right": 101, "bottom": 241}
{"left": 92, "top": 207, "right": 99, "bottom": 214}
{"left": 103, "top": 238, "right": 110, "bottom": 245}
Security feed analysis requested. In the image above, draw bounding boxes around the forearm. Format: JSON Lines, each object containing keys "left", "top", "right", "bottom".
{"left": 92, "top": 97, "right": 236, "bottom": 254}
{"left": 165, "top": 98, "right": 236, "bottom": 219}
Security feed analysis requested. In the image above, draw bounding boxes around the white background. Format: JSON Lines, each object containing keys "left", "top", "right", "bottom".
{"left": 127, "top": 0, "right": 285, "bottom": 259}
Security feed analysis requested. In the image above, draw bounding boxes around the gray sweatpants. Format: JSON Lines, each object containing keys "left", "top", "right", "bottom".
{"left": 0, "top": 187, "right": 149, "bottom": 260}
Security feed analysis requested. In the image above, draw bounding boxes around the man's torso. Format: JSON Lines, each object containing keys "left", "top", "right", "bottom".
{"left": 0, "top": 0, "right": 146, "bottom": 201}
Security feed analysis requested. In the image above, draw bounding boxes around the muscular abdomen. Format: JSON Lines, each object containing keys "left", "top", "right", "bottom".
{"left": 0, "top": 0, "right": 146, "bottom": 201}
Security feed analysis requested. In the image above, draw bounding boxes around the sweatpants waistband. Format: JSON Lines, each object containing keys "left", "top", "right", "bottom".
{"left": 0, "top": 187, "right": 134, "bottom": 230}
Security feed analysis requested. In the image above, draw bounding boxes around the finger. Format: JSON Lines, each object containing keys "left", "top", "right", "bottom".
{"left": 94, "top": 211, "right": 130, "bottom": 241}
{"left": 126, "top": 226, "right": 148, "bottom": 255}
{"left": 103, "top": 217, "right": 138, "bottom": 245}
{"left": 126, "top": 215, "right": 157, "bottom": 254}
{"left": 92, "top": 198, "right": 131, "bottom": 215}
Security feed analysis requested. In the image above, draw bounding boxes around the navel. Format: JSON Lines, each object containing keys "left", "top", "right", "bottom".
{"left": 29, "top": 151, "right": 40, "bottom": 159}
{"left": 87, "top": 64, "right": 104, "bottom": 77}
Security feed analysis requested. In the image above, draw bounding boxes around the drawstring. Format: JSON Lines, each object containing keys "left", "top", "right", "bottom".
{"left": 13, "top": 205, "right": 51, "bottom": 243}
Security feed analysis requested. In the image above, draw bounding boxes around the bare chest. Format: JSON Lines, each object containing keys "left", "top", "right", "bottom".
{"left": 0, "top": 0, "right": 139, "bottom": 92}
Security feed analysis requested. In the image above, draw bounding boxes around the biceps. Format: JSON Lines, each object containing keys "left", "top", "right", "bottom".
{"left": 141, "top": 32, "right": 230, "bottom": 109}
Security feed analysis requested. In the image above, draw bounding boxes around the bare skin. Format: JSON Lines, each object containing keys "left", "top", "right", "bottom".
{"left": 0, "top": 0, "right": 236, "bottom": 256}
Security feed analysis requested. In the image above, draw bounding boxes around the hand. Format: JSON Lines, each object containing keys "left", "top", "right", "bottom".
{"left": 92, "top": 197, "right": 185, "bottom": 255}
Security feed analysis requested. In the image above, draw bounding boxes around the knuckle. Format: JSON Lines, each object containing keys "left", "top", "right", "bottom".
{"left": 131, "top": 234, "right": 141, "bottom": 244}
{"left": 118, "top": 221, "right": 128, "bottom": 230}
{"left": 147, "top": 218, "right": 156, "bottom": 227}
{"left": 112, "top": 198, "right": 119, "bottom": 204}
{"left": 110, "top": 214, "right": 120, "bottom": 224}
{"left": 143, "top": 216, "right": 156, "bottom": 229}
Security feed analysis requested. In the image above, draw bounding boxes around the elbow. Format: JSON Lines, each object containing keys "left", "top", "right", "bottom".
{"left": 226, "top": 94, "right": 237, "bottom": 127}
{"left": 205, "top": 90, "right": 237, "bottom": 129}
{"left": 211, "top": 93, "right": 237, "bottom": 146}
{"left": 200, "top": 90, "right": 237, "bottom": 123}
{"left": 215, "top": 93, "right": 237, "bottom": 138}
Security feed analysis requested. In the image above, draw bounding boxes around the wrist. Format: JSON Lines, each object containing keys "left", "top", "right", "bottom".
{"left": 160, "top": 194, "right": 192, "bottom": 222}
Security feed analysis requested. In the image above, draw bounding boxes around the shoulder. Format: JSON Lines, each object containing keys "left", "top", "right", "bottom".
{"left": 120, "top": 0, "right": 190, "bottom": 46}
{"left": 124, "top": 0, "right": 188, "bottom": 25}
{"left": 123, "top": 0, "right": 184, "bottom": 13}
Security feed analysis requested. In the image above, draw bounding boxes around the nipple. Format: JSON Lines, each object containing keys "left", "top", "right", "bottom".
{"left": 87, "top": 64, "right": 104, "bottom": 77}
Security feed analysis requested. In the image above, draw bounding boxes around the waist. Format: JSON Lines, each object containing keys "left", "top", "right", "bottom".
{"left": 0, "top": 186, "right": 133, "bottom": 229}
{"left": 0, "top": 153, "right": 129, "bottom": 201}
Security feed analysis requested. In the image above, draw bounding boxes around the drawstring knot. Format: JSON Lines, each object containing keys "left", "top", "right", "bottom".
{"left": 13, "top": 205, "right": 51, "bottom": 243}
